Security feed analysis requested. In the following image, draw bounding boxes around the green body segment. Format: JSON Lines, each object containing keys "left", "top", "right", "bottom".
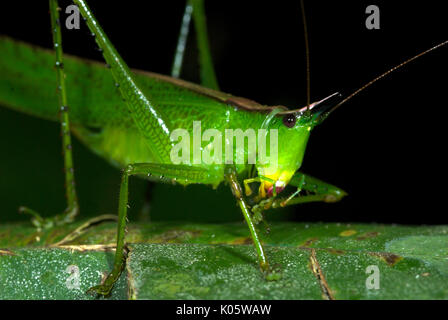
{"left": 0, "top": 36, "right": 311, "bottom": 188}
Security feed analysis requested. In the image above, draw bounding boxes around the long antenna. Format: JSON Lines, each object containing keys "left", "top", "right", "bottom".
{"left": 300, "top": 0, "right": 311, "bottom": 108}
{"left": 328, "top": 40, "right": 448, "bottom": 114}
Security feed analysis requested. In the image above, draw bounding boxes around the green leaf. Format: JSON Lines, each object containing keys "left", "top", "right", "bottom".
{"left": 0, "top": 248, "right": 128, "bottom": 300}
{"left": 0, "top": 221, "right": 447, "bottom": 299}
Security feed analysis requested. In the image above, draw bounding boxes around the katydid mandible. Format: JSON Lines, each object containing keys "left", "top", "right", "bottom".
{"left": 0, "top": 0, "right": 446, "bottom": 296}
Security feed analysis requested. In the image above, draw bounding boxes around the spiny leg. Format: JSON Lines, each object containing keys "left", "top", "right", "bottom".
{"left": 226, "top": 169, "right": 281, "bottom": 281}
{"left": 191, "top": 0, "right": 219, "bottom": 90}
{"left": 171, "top": 0, "right": 193, "bottom": 78}
{"left": 19, "top": 0, "right": 79, "bottom": 230}
{"left": 170, "top": 0, "right": 219, "bottom": 90}
{"left": 74, "top": 0, "right": 173, "bottom": 163}
{"left": 87, "top": 163, "right": 211, "bottom": 296}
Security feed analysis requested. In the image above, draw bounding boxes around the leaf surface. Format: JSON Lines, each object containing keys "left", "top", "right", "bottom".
{"left": 1, "top": 221, "right": 447, "bottom": 299}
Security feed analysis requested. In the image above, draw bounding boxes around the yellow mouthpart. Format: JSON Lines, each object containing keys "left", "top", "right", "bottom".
{"left": 259, "top": 170, "right": 295, "bottom": 197}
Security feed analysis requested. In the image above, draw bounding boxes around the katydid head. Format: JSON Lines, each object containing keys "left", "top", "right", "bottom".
{"left": 253, "top": 37, "right": 448, "bottom": 198}
{"left": 256, "top": 92, "right": 342, "bottom": 198}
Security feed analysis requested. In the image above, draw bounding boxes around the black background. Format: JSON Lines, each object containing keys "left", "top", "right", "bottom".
{"left": 0, "top": 1, "right": 447, "bottom": 225}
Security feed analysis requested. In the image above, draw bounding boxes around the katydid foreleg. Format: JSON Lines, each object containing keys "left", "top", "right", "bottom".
{"left": 191, "top": 0, "right": 219, "bottom": 90}
{"left": 19, "top": 0, "right": 79, "bottom": 230}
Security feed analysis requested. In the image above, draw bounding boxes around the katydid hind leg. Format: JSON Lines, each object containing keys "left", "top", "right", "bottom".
{"left": 171, "top": 0, "right": 219, "bottom": 89}
{"left": 191, "top": 0, "right": 220, "bottom": 90}
{"left": 19, "top": 0, "right": 79, "bottom": 230}
{"left": 171, "top": 0, "right": 193, "bottom": 78}
{"left": 73, "top": 0, "right": 173, "bottom": 163}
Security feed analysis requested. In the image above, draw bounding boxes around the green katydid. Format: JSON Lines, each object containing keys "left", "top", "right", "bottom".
{"left": 0, "top": 0, "right": 446, "bottom": 296}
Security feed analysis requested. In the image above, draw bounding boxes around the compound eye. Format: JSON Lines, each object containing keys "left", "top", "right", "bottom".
{"left": 282, "top": 114, "right": 296, "bottom": 128}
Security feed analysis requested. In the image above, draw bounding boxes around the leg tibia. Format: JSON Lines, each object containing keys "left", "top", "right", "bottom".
{"left": 20, "top": 0, "right": 79, "bottom": 229}
{"left": 191, "top": 0, "right": 219, "bottom": 90}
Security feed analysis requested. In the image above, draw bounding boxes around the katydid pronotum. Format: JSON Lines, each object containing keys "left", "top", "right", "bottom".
{"left": 0, "top": 0, "right": 446, "bottom": 296}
